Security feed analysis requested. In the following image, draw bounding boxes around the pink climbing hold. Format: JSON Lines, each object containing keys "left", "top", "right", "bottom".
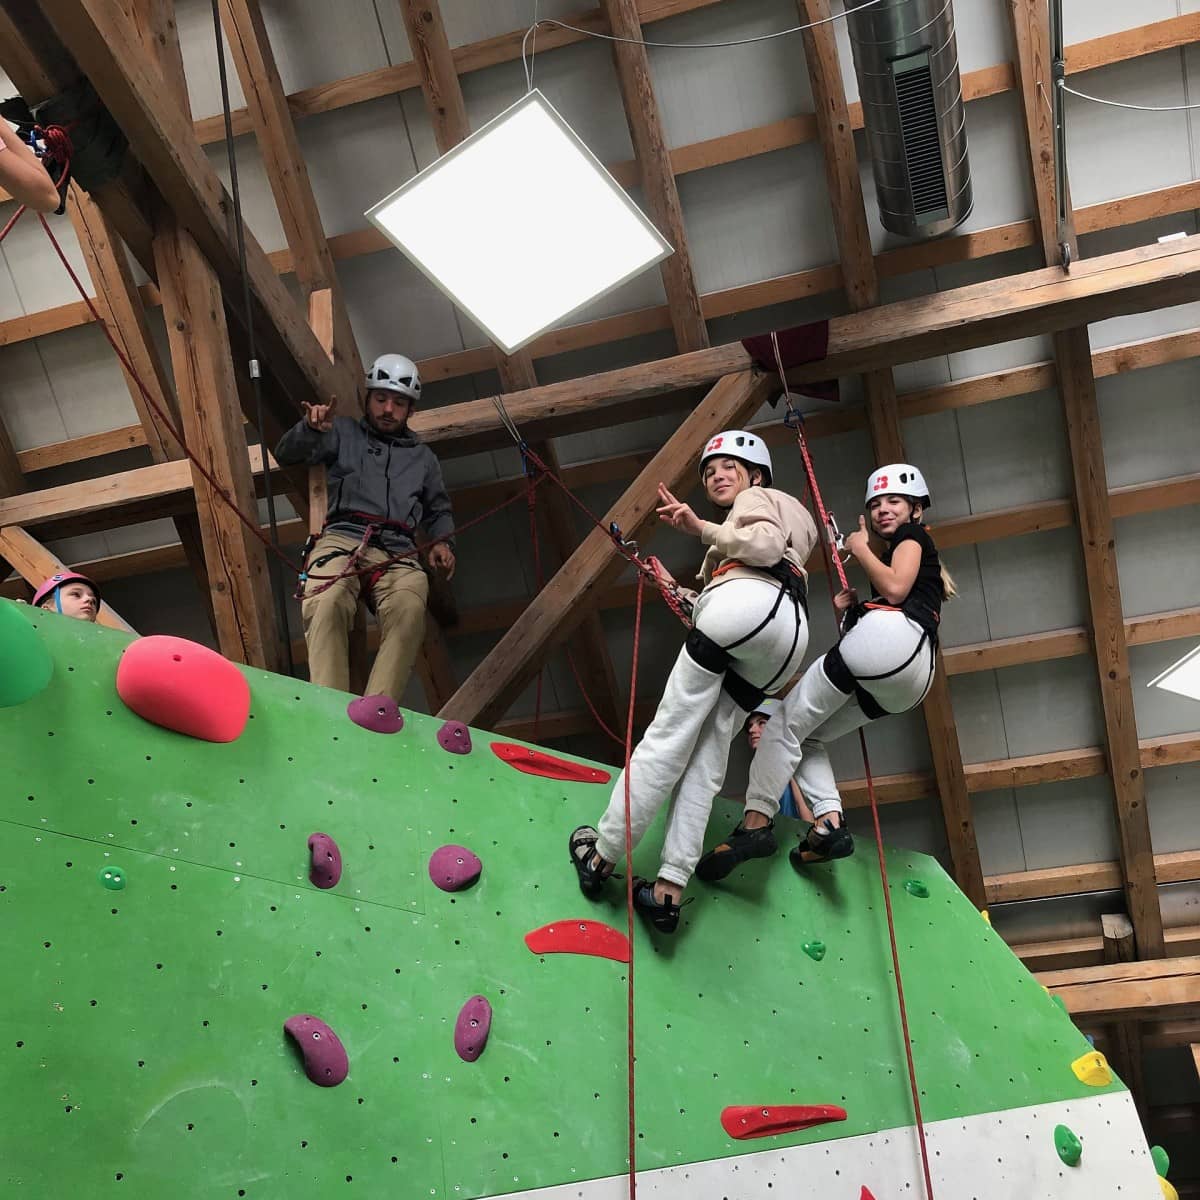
{"left": 116, "top": 635, "right": 249, "bottom": 743}
{"left": 524, "top": 919, "right": 630, "bottom": 964}
{"left": 437, "top": 720, "right": 472, "bottom": 755}
{"left": 491, "top": 742, "right": 612, "bottom": 784}
{"left": 454, "top": 995, "right": 492, "bottom": 1062}
{"left": 719, "top": 1104, "right": 847, "bottom": 1140}
{"left": 429, "top": 845, "right": 482, "bottom": 892}
{"left": 308, "top": 833, "right": 342, "bottom": 889}
{"left": 283, "top": 1014, "right": 348, "bottom": 1087}
{"left": 347, "top": 694, "right": 404, "bottom": 734}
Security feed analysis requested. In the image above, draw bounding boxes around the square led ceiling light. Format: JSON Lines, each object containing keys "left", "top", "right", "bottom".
{"left": 1148, "top": 643, "right": 1200, "bottom": 703}
{"left": 366, "top": 89, "right": 673, "bottom": 355}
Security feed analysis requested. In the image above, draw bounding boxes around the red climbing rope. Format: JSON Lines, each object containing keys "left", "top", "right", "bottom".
{"left": 623, "top": 573, "right": 646, "bottom": 1199}
{"left": 784, "top": 401, "right": 937, "bottom": 1200}
{"left": 0, "top": 204, "right": 27, "bottom": 245}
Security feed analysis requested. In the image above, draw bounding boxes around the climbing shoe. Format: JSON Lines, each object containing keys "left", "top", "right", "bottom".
{"left": 631, "top": 877, "right": 689, "bottom": 935}
{"left": 695, "top": 819, "right": 777, "bottom": 882}
{"left": 569, "top": 825, "right": 614, "bottom": 898}
{"left": 789, "top": 817, "right": 854, "bottom": 869}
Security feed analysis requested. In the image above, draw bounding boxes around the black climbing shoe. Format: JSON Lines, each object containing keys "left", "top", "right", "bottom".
{"left": 789, "top": 817, "right": 854, "bottom": 869}
{"left": 695, "top": 819, "right": 777, "bottom": 882}
{"left": 631, "top": 876, "right": 689, "bottom": 935}
{"left": 569, "top": 825, "right": 614, "bottom": 898}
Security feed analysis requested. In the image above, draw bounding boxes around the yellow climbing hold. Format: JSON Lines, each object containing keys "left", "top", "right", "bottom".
{"left": 1158, "top": 1176, "right": 1178, "bottom": 1200}
{"left": 1071, "top": 1050, "right": 1112, "bottom": 1086}
{"left": 981, "top": 909, "right": 991, "bottom": 924}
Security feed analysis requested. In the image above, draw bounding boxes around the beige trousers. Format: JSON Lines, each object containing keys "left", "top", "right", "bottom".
{"left": 301, "top": 531, "right": 429, "bottom": 701}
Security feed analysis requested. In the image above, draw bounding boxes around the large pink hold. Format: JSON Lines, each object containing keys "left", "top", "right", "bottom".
{"left": 429, "top": 845, "right": 482, "bottom": 892}
{"left": 437, "top": 720, "right": 472, "bottom": 755}
{"left": 347, "top": 694, "right": 404, "bottom": 734}
{"left": 116, "top": 636, "right": 250, "bottom": 743}
{"left": 454, "top": 995, "right": 492, "bottom": 1062}
{"left": 283, "top": 1014, "right": 348, "bottom": 1087}
{"left": 308, "top": 833, "right": 342, "bottom": 889}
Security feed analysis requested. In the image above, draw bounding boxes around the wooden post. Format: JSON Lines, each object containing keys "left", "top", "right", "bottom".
{"left": 1101, "top": 912, "right": 1147, "bottom": 1118}
{"left": 0, "top": 525, "right": 136, "bottom": 633}
{"left": 439, "top": 371, "right": 774, "bottom": 728}
{"left": 797, "top": 0, "right": 984, "bottom": 904}
{"left": 1007, "top": 0, "right": 1164, "bottom": 956}
{"left": 599, "top": 0, "right": 709, "bottom": 352}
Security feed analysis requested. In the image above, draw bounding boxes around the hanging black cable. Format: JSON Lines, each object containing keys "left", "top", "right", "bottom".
{"left": 210, "top": 0, "right": 296, "bottom": 676}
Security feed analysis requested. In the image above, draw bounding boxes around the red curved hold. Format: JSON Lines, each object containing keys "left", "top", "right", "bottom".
{"left": 524, "top": 920, "right": 630, "bottom": 963}
{"left": 490, "top": 743, "right": 612, "bottom": 784}
{"left": 861, "top": 1190, "right": 877, "bottom": 1200}
{"left": 719, "top": 1104, "right": 847, "bottom": 1140}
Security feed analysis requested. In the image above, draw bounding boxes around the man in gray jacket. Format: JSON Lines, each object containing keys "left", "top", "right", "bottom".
{"left": 275, "top": 352, "right": 455, "bottom": 702}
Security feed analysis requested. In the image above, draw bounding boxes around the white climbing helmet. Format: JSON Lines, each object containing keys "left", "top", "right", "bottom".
{"left": 365, "top": 353, "right": 421, "bottom": 403}
{"left": 864, "top": 463, "right": 931, "bottom": 510}
{"left": 699, "top": 430, "right": 773, "bottom": 487}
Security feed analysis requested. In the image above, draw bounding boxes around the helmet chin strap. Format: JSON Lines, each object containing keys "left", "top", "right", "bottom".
{"left": 55, "top": 589, "right": 64, "bottom": 614}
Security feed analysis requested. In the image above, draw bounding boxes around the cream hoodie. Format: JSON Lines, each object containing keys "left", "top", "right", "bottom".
{"left": 684, "top": 486, "right": 819, "bottom": 598}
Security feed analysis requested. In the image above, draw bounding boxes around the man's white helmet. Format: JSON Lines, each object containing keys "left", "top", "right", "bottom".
{"left": 865, "top": 463, "right": 931, "bottom": 509}
{"left": 365, "top": 353, "right": 421, "bottom": 403}
{"left": 699, "top": 430, "right": 773, "bottom": 487}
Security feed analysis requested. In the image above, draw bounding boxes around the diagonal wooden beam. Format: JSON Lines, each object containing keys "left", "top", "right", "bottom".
{"left": 438, "top": 370, "right": 774, "bottom": 729}
{"left": 218, "top": 0, "right": 361, "bottom": 379}
{"left": 399, "top": 0, "right": 624, "bottom": 733}
{"left": 599, "top": 0, "right": 708, "bottom": 352}
{"left": 4, "top": 0, "right": 356, "bottom": 430}
{"left": 1008, "top": 0, "right": 1164, "bottom": 957}
{"left": 0, "top": 525, "right": 135, "bottom": 632}
{"left": 798, "top": 0, "right": 983, "bottom": 905}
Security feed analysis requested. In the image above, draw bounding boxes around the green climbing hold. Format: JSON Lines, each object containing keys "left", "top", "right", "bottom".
{"left": 0, "top": 602, "right": 53, "bottom": 708}
{"left": 1054, "top": 1123, "right": 1082, "bottom": 1167}
{"left": 803, "top": 940, "right": 826, "bottom": 962}
{"left": 1051, "top": 994, "right": 1068, "bottom": 1014}
{"left": 99, "top": 865, "right": 126, "bottom": 891}
{"left": 904, "top": 879, "right": 930, "bottom": 898}
{"left": 1151, "top": 1146, "right": 1170, "bottom": 1177}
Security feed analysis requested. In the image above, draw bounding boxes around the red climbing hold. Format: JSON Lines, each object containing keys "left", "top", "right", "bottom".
{"left": 524, "top": 920, "right": 630, "bottom": 964}
{"left": 307, "top": 833, "right": 342, "bottom": 889}
{"left": 719, "top": 1104, "right": 847, "bottom": 1140}
{"left": 491, "top": 743, "right": 612, "bottom": 784}
{"left": 116, "top": 636, "right": 250, "bottom": 743}
{"left": 283, "top": 1014, "right": 349, "bottom": 1087}
{"left": 860, "top": 1190, "right": 877, "bottom": 1200}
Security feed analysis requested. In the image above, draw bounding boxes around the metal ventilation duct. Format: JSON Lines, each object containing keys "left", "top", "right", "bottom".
{"left": 844, "top": 0, "right": 972, "bottom": 238}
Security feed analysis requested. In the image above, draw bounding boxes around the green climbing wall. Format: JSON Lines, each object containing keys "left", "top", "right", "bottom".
{"left": 0, "top": 600, "right": 1128, "bottom": 1199}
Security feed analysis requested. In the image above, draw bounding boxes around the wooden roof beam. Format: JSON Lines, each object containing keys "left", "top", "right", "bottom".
{"left": 1039, "top": 956, "right": 1200, "bottom": 1024}
{"left": 219, "top": 0, "right": 361, "bottom": 378}
{"left": 600, "top": 0, "right": 708, "bottom": 352}
{"left": 797, "top": 0, "right": 982, "bottom": 905}
{"left": 1008, "top": 0, "right": 1163, "bottom": 957}
{"left": 6, "top": 0, "right": 357, "bottom": 432}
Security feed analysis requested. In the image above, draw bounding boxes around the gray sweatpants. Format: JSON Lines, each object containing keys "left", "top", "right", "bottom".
{"left": 746, "top": 608, "right": 934, "bottom": 821}
{"left": 595, "top": 576, "right": 809, "bottom": 888}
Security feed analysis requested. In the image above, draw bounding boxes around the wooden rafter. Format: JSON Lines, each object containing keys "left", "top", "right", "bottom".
{"left": 1008, "top": 0, "right": 1164, "bottom": 957}
{"left": 0, "top": 525, "right": 135, "bottom": 632}
{"left": 399, "top": 0, "right": 624, "bottom": 733}
{"left": 218, "top": 0, "right": 361, "bottom": 379}
{"left": 438, "top": 371, "right": 775, "bottom": 728}
{"left": 1039, "top": 956, "right": 1200, "bottom": 1024}
{"left": 599, "top": 0, "right": 708, "bottom": 352}
{"left": 796, "top": 0, "right": 982, "bottom": 904}
{"left": 1100, "top": 912, "right": 1147, "bottom": 1118}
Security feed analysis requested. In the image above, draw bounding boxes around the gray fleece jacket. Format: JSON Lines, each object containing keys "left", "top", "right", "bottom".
{"left": 275, "top": 415, "right": 455, "bottom": 554}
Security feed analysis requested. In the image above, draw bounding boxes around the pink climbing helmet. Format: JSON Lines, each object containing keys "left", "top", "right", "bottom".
{"left": 32, "top": 572, "right": 101, "bottom": 610}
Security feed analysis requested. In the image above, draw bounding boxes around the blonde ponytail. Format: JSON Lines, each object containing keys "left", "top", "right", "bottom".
{"left": 940, "top": 562, "right": 958, "bottom": 601}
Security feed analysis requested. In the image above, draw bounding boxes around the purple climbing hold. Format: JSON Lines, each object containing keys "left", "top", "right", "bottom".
{"left": 437, "top": 720, "right": 472, "bottom": 755}
{"left": 429, "top": 844, "right": 482, "bottom": 892}
{"left": 347, "top": 694, "right": 404, "bottom": 734}
{"left": 308, "top": 832, "right": 342, "bottom": 890}
{"left": 454, "top": 995, "right": 493, "bottom": 1062}
{"left": 283, "top": 1014, "right": 348, "bottom": 1087}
